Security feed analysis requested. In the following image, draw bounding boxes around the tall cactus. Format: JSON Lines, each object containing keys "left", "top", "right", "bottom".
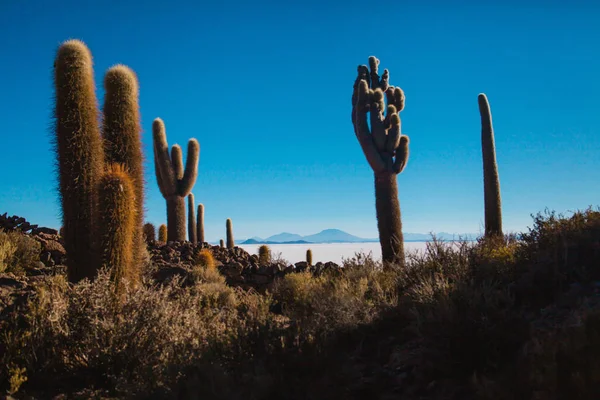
{"left": 478, "top": 94, "right": 503, "bottom": 237}
{"left": 158, "top": 224, "right": 168, "bottom": 243}
{"left": 152, "top": 118, "right": 200, "bottom": 242}
{"left": 102, "top": 65, "right": 145, "bottom": 271}
{"left": 226, "top": 218, "right": 234, "bottom": 249}
{"left": 306, "top": 249, "right": 313, "bottom": 266}
{"left": 219, "top": 239, "right": 224, "bottom": 248}
{"left": 197, "top": 203, "right": 205, "bottom": 244}
{"left": 351, "top": 56, "right": 409, "bottom": 267}
{"left": 188, "top": 193, "right": 197, "bottom": 244}
{"left": 53, "top": 40, "right": 105, "bottom": 282}
{"left": 97, "top": 164, "right": 137, "bottom": 291}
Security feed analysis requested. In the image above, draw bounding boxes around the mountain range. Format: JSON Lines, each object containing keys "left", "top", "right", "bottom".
{"left": 236, "top": 229, "right": 477, "bottom": 245}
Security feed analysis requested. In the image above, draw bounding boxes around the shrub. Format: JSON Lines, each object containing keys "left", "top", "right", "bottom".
{"left": 0, "top": 231, "right": 40, "bottom": 274}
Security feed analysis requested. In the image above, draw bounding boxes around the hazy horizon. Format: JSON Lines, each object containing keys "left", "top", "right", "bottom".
{"left": 1, "top": 1, "right": 599, "bottom": 242}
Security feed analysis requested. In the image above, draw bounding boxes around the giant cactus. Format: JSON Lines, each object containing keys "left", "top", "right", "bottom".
{"left": 102, "top": 65, "right": 145, "bottom": 270}
{"left": 54, "top": 40, "right": 105, "bottom": 282}
{"left": 188, "top": 193, "right": 197, "bottom": 244}
{"left": 97, "top": 164, "right": 137, "bottom": 291}
{"left": 152, "top": 118, "right": 200, "bottom": 242}
{"left": 226, "top": 218, "right": 234, "bottom": 249}
{"left": 351, "top": 56, "right": 409, "bottom": 267}
{"left": 197, "top": 203, "right": 205, "bottom": 244}
{"left": 478, "top": 93, "right": 502, "bottom": 237}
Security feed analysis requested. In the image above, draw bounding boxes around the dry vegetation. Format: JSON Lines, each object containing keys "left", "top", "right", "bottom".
{"left": 1, "top": 209, "right": 600, "bottom": 399}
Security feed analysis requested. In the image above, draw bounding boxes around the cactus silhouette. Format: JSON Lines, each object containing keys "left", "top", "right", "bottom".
{"left": 219, "top": 239, "right": 224, "bottom": 248}
{"left": 478, "top": 94, "right": 503, "bottom": 237}
{"left": 152, "top": 118, "right": 199, "bottom": 242}
{"left": 102, "top": 64, "right": 145, "bottom": 268}
{"left": 158, "top": 224, "right": 168, "bottom": 242}
{"left": 97, "top": 164, "right": 137, "bottom": 291}
{"left": 226, "top": 218, "right": 234, "bottom": 249}
{"left": 351, "top": 56, "right": 409, "bottom": 266}
{"left": 143, "top": 223, "right": 156, "bottom": 244}
{"left": 188, "top": 193, "right": 197, "bottom": 244}
{"left": 306, "top": 249, "right": 313, "bottom": 266}
{"left": 53, "top": 40, "right": 105, "bottom": 282}
{"left": 258, "top": 245, "right": 271, "bottom": 265}
{"left": 197, "top": 204, "right": 205, "bottom": 244}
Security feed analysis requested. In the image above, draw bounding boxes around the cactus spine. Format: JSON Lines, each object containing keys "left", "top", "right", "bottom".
{"left": 226, "top": 218, "right": 234, "bottom": 249}
{"left": 152, "top": 118, "right": 199, "bottom": 242}
{"left": 351, "top": 56, "right": 409, "bottom": 267}
{"left": 97, "top": 164, "right": 137, "bottom": 291}
{"left": 188, "top": 193, "right": 197, "bottom": 243}
{"left": 478, "top": 94, "right": 503, "bottom": 237}
{"left": 306, "top": 249, "right": 313, "bottom": 266}
{"left": 197, "top": 204, "right": 205, "bottom": 244}
{"left": 53, "top": 40, "right": 105, "bottom": 282}
{"left": 158, "top": 224, "right": 168, "bottom": 242}
{"left": 102, "top": 65, "right": 145, "bottom": 272}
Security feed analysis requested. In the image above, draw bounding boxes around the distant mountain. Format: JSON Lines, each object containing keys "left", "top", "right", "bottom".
{"left": 264, "top": 232, "right": 304, "bottom": 242}
{"left": 302, "top": 229, "right": 367, "bottom": 243}
{"left": 242, "top": 239, "right": 311, "bottom": 245}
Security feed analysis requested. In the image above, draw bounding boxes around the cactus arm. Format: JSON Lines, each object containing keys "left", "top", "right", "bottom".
{"left": 393, "top": 136, "right": 410, "bottom": 174}
{"left": 353, "top": 80, "right": 386, "bottom": 173}
{"left": 171, "top": 145, "right": 184, "bottom": 180}
{"left": 152, "top": 119, "right": 177, "bottom": 196}
{"left": 179, "top": 138, "right": 199, "bottom": 195}
{"left": 371, "top": 89, "right": 388, "bottom": 151}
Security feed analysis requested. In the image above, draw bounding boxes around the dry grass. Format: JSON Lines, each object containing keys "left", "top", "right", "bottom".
{"left": 1, "top": 208, "right": 600, "bottom": 399}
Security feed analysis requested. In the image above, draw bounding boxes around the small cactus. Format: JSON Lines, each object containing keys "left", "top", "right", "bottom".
{"left": 188, "top": 194, "right": 197, "bottom": 244}
{"left": 351, "top": 56, "right": 409, "bottom": 267}
{"left": 478, "top": 94, "right": 503, "bottom": 237}
{"left": 219, "top": 239, "right": 224, "bottom": 248}
{"left": 194, "top": 248, "right": 215, "bottom": 270}
{"left": 152, "top": 118, "right": 199, "bottom": 242}
{"left": 226, "top": 219, "right": 234, "bottom": 249}
{"left": 197, "top": 204, "right": 205, "bottom": 244}
{"left": 306, "top": 249, "right": 313, "bottom": 266}
{"left": 158, "top": 224, "right": 167, "bottom": 243}
{"left": 258, "top": 245, "right": 271, "bottom": 265}
{"left": 96, "top": 164, "right": 137, "bottom": 291}
{"left": 53, "top": 39, "right": 105, "bottom": 282}
{"left": 143, "top": 223, "right": 156, "bottom": 244}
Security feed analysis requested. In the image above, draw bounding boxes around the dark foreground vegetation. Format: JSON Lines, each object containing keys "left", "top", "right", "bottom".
{"left": 1, "top": 208, "right": 600, "bottom": 399}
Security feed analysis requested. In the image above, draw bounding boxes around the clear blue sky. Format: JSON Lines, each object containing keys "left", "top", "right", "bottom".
{"left": 1, "top": 0, "right": 599, "bottom": 242}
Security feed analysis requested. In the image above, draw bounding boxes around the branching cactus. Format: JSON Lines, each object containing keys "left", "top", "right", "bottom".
{"left": 226, "top": 219, "right": 234, "bottom": 249}
{"left": 152, "top": 118, "right": 200, "bottom": 242}
{"left": 478, "top": 94, "right": 503, "bottom": 237}
{"left": 54, "top": 40, "right": 105, "bottom": 282}
{"left": 188, "top": 193, "right": 197, "bottom": 244}
{"left": 97, "top": 164, "right": 137, "bottom": 292}
{"left": 102, "top": 65, "right": 145, "bottom": 267}
{"left": 351, "top": 56, "right": 409, "bottom": 266}
{"left": 158, "top": 224, "right": 168, "bottom": 243}
{"left": 197, "top": 204, "right": 205, "bottom": 244}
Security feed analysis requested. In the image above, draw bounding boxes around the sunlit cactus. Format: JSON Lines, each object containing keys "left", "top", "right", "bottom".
{"left": 152, "top": 118, "right": 199, "bottom": 242}
{"left": 53, "top": 39, "right": 105, "bottom": 282}
{"left": 96, "top": 164, "right": 137, "bottom": 291}
{"left": 143, "top": 223, "right": 156, "bottom": 244}
{"left": 306, "top": 249, "right": 313, "bottom": 266}
{"left": 158, "top": 224, "right": 168, "bottom": 243}
{"left": 194, "top": 248, "right": 215, "bottom": 270}
{"left": 197, "top": 204, "right": 205, "bottom": 244}
{"left": 102, "top": 64, "right": 145, "bottom": 267}
{"left": 258, "top": 244, "right": 271, "bottom": 265}
{"left": 226, "top": 218, "right": 234, "bottom": 249}
{"left": 478, "top": 94, "right": 503, "bottom": 237}
{"left": 188, "top": 193, "right": 197, "bottom": 244}
{"left": 351, "top": 56, "right": 409, "bottom": 267}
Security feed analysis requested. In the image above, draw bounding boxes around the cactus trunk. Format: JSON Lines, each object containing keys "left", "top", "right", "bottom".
{"left": 158, "top": 224, "right": 167, "bottom": 243}
{"left": 478, "top": 94, "right": 502, "bottom": 237}
{"left": 166, "top": 196, "right": 186, "bottom": 242}
{"left": 197, "top": 204, "right": 205, "bottom": 244}
{"left": 188, "top": 194, "right": 197, "bottom": 244}
{"left": 226, "top": 219, "right": 234, "bottom": 249}
{"left": 375, "top": 172, "right": 404, "bottom": 266}
{"left": 54, "top": 40, "right": 105, "bottom": 282}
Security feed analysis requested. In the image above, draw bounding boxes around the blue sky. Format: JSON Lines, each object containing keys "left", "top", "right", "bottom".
{"left": 1, "top": 0, "right": 599, "bottom": 242}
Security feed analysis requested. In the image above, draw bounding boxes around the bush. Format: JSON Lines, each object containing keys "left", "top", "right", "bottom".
{"left": 0, "top": 230, "right": 40, "bottom": 274}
